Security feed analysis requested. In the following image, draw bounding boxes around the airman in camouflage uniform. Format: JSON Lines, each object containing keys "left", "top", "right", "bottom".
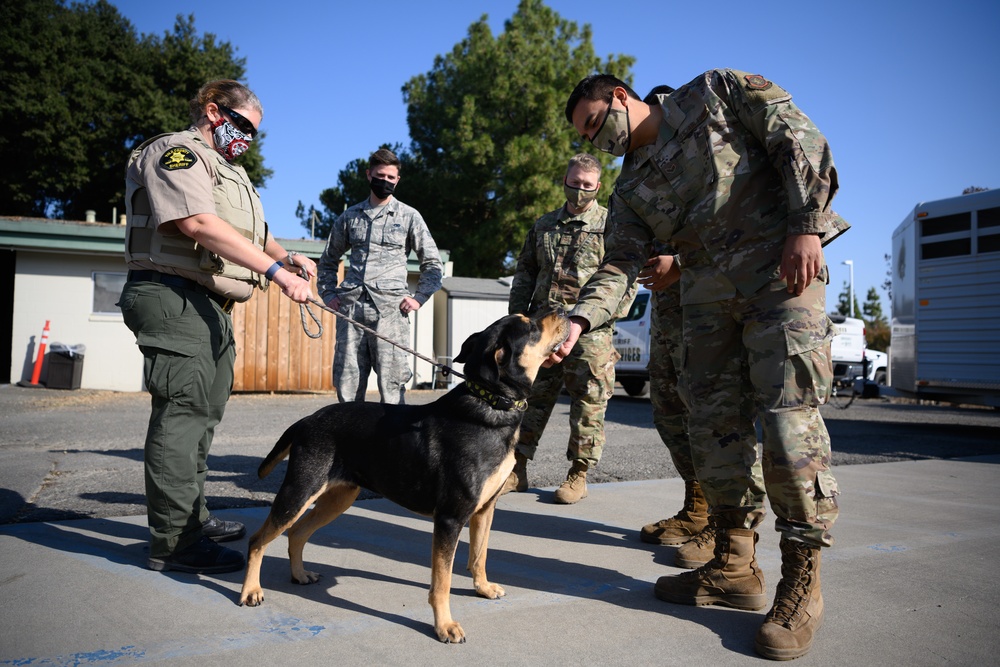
{"left": 317, "top": 148, "right": 442, "bottom": 405}
{"left": 503, "top": 153, "right": 635, "bottom": 504}
{"left": 564, "top": 70, "right": 849, "bottom": 660}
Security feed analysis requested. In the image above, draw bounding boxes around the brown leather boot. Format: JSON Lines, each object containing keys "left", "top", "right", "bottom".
{"left": 755, "top": 538, "right": 824, "bottom": 661}
{"left": 553, "top": 459, "right": 588, "bottom": 504}
{"left": 674, "top": 520, "right": 717, "bottom": 568}
{"left": 654, "top": 527, "right": 767, "bottom": 610}
{"left": 500, "top": 451, "right": 528, "bottom": 495}
{"left": 640, "top": 480, "right": 709, "bottom": 545}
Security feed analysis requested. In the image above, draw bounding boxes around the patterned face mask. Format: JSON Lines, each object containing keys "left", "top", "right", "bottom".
{"left": 564, "top": 181, "right": 599, "bottom": 209}
{"left": 211, "top": 118, "right": 252, "bottom": 161}
{"left": 591, "top": 101, "right": 631, "bottom": 157}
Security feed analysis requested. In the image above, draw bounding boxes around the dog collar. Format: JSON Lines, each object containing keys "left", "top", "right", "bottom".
{"left": 464, "top": 380, "right": 528, "bottom": 412}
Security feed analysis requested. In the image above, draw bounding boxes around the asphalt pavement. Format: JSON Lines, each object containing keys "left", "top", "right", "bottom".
{"left": 2, "top": 385, "right": 1000, "bottom": 665}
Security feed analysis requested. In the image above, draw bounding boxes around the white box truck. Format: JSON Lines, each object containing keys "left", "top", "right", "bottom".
{"left": 890, "top": 188, "right": 1000, "bottom": 407}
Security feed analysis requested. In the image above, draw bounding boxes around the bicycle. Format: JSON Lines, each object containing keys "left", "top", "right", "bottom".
{"left": 830, "top": 376, "right": 860, "bottom": 409}
{"left": 829, "top": 357, "right": 870, "bottom": 410}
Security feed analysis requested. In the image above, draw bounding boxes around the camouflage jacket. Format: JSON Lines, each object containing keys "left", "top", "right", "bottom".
{"left": 509, "top": 202, "right": 635, "bottom": 327}
{"left": 571, "top": 69, "right": 850, "bottom": 330}
{"left": 317, "top": 196, "right": 443, "bottom": 313}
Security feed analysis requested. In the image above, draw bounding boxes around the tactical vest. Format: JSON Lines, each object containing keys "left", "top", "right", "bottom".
{"left": 124, "top": 129, "right": 267, "bottom": 289}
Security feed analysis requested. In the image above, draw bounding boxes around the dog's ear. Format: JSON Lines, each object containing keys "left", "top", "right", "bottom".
{"left": 454, "top": 331, "right": 481, "bottom": 364}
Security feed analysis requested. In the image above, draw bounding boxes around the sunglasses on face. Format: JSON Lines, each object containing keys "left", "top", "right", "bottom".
{"left": 217, "top": 104, "right": 258, "bottom": 138}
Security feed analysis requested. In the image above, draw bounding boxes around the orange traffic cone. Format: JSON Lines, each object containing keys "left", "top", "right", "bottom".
{"left": 18, "top": 320, "right": 50, "bottom": 388}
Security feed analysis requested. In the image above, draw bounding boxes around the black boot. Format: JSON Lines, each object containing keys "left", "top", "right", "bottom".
{"left": 202, "top": 515, "right": 246, "bottom": 542}
{"left": 148, "top": 536, "right": 246, "bottom": 574}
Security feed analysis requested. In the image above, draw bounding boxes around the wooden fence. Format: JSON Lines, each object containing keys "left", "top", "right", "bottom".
{"left": 231, "top": 273, "right": 339, "bottom": 393}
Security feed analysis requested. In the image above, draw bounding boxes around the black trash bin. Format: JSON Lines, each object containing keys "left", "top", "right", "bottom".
{"left": 47, "top": 343, "right": 86, "bottom": 390}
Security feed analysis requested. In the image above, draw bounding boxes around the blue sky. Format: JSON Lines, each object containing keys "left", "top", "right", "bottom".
{"left": 114, "top": 0, "right": 1000, "bottom": 312}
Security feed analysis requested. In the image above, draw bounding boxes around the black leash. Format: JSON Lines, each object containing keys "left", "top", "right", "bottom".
{"left": 299, "top": 297, "right": 467, "bottom": 383}
{"left": 297, "top": 297, "right": 528, "bottom": 412}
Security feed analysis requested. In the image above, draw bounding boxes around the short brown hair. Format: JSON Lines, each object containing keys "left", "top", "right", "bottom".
{"left": 369, "top": 148, "right": 401, "bottom": 171}
{"left": 567, "top": 153, "right": 602, "bottom": 175}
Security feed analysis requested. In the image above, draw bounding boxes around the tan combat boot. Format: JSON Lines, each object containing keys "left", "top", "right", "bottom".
{"left": 553, "top": 459, "right": 588, "bottom": 504}
{"left": 500, "top": 452, "right": 528, "bottom": 495}
{"left": 674, "top": 520, "right": 717, "bottom": 568}
{"left": 755, "top": 538, "right": 824, "bottom": 661}
{"left": 653, "top": 527, "right": 767, "bottom": 610}
{"left": 640, "top": 480, "right": 709, "bottom": 545}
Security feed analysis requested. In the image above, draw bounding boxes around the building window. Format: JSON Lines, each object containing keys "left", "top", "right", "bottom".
{"left": 93, "top": 272, "right": 126, "bottom": 314}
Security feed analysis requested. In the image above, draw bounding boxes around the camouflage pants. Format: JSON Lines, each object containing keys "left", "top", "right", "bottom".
{"left": 516, "top": 326, "right": 619, "bottom": 466}
{"left": 648, "top": 287, "right": 696, "bottom": 481}
{"left": 650, "top": 287, "right": 766, "bottom": 501}
{"left": 683, "top": 275, "right": 839, "bottom": 547}
{"left": 333, "top": 294, "right": 413, "bottom": 405}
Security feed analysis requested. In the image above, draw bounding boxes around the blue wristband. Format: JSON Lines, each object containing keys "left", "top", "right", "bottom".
{"left": 264, "top": 261, "right": 284, "bottom": 281}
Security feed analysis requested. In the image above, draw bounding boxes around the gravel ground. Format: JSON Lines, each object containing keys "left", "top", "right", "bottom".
{"left": 2, "top": 383, "right": 998, "bottom": 524}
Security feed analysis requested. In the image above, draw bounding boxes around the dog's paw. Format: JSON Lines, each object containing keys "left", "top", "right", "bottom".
{"left": 291, "top": 569, "right": 321, "bottom": 585}
{"left": 238, "top": 588, "right": 264, "bottom": 607}
{"left": 474, "top": 581, "right": 506, "bottom": 600}
{"left": 435, "top": 621, "right": 466, "bottom": 644}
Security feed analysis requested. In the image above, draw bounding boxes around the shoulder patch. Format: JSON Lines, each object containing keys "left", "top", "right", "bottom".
{"left": 159, "top": 146, "right": 198, "bottom": 171}
{"left": 730, "top": 70, "right": 791, "bottom": 110}
{"left": 743, "top": 73, "right": 772, "bottom": 91}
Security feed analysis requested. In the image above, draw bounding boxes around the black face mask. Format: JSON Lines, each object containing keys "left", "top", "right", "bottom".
{"left": 370, "top": 177, "right": 396, "bottom": 199}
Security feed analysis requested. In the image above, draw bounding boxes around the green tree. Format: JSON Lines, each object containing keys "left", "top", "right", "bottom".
{"left": 862, "top": 286, "right": 890, "bottom": 350}
{"left": 862, "top": 286, "right": 885, "bottom": 324}
{"left": 398, "top": 0, "right": 634, "bottom": 277}
{"left": 0, "top": 1, "right": 264, "bottom": 220}
{"left": 835, "top": 281, "right": 862, "bottom": 319}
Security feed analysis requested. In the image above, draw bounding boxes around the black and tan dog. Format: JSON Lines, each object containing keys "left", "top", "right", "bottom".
{"left": 238, "top": 310, "right": 569, "bottom": 643}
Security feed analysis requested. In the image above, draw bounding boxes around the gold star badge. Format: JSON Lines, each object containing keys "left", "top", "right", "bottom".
{"left": 159, "top": 146, "right": 198, "bottom": 171}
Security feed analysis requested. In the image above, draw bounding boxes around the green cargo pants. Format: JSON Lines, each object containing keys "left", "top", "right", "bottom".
{"left": 119, "top": 281, "right": 235, "bottom": 557}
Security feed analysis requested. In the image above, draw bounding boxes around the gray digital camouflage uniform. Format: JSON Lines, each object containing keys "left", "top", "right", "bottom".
{"left": 509, "top": 202, "right": 635, "bottom": 466}
{"left": 572, "top": 70, "right": 849, "bottom": 547}
{"left": 317, "top": 196, "right": 442, "bottom": 404}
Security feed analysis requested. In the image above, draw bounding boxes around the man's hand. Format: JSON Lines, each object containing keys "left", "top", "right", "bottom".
{"left": 400, "top": 296, "right": 421, "bottom": 315}
{"left": 544, "top": 317, "right": 587, "bottom": 367}
{"left": 780, "top": 234, "right": 824, "bottom": 295}
{"left": 637, "top": 254, "right": 680, "bottom": 291}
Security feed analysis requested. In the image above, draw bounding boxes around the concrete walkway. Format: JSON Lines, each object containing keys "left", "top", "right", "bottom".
{"left": 2, "top": 455, "right": 998, "bottom": 666}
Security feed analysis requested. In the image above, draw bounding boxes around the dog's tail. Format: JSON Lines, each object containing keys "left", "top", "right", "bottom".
{"left": 257, "top": 420, "right": 300, "bottom": 479}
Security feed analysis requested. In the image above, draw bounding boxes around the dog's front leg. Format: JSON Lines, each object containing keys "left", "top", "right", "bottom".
{"left": 467, "top": 499, "right": 505, "bottom": 600}
{"left": 429, "top": 519, "right": 465, "bottom": 643}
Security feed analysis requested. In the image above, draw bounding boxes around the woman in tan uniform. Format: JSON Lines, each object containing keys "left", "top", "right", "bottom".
{"left": 119, "top": 80, "right": 315, "bottom": 575}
